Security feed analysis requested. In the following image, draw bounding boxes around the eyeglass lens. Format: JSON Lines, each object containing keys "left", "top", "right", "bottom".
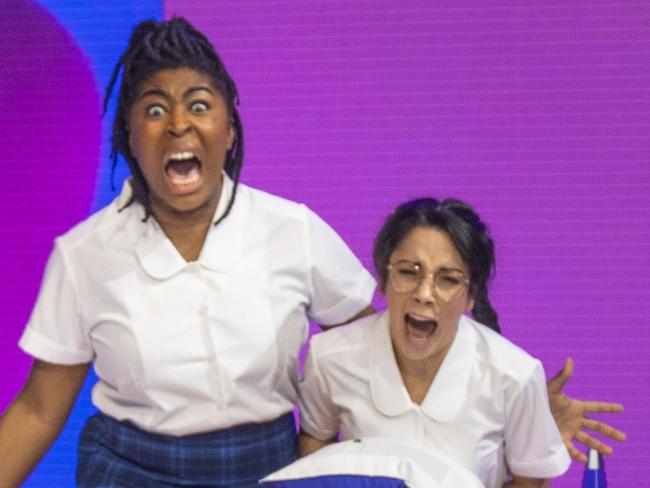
{"left": 389, "top": 261, "right": 466, "bottom": 301}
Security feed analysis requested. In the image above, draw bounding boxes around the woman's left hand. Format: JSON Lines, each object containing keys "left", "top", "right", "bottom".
{"left": 546, "top": 357, "right": 626, "bottom": 462}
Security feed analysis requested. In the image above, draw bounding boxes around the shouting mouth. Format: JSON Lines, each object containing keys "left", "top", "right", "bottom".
{"left": 165, "top": 151, "right": 202, "bottom": 190}
{"left": 405, "top": 313, "right": 438, "bottom": 345}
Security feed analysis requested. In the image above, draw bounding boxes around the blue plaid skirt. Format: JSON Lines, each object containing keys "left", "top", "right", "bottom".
{"left": 77, "top": 412, "right": 298, "bottom": 487}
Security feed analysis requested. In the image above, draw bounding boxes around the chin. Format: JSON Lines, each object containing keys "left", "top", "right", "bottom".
{"left": 401, "top": 345, "right": 440, "bottom": 363}
{"left": 155, "top": 189, "right": 213, "bottom": 213}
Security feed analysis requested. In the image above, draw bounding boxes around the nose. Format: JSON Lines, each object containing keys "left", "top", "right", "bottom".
{"left": 166, "top": 107, "right": 191, "bottom": 137}
{"left": 413, "top": 276, "right": 436, "bottom": 305}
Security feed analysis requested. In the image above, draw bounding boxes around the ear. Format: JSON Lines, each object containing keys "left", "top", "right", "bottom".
{"left": 227, "top": 122, "right": 235, "bottom": 151}
{"left": 380, "top": 280, "right": 387, "bottom": 296}
{"left": 127, "top": 129, "right": 137, "bottom": 160}
{"left": 124, "top": 114, "right": 135, "bottom": 157}
{"left": 465, "top": 295, "right": 475, "bottom": 313}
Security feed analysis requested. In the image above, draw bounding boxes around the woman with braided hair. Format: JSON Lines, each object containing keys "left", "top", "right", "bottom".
{"left": 0, "top": 17, "right": 623, "bottom": 488}
{"left": 0, "top": 17, "right": 375, "bottom": 487}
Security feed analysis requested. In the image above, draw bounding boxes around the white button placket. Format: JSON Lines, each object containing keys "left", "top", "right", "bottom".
{"left": 414, "top": 405, "right": 426, "bottom": 446}
{"left": 195, "top": 264, "right": 228, "bottom": 410}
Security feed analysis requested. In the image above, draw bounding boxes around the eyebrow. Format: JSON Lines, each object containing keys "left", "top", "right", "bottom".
{"left": 399, "top": 260, "right": 466, "bottom": 274}
{"left": 137, "top": 85, "right": 215, "bottom": 102}
{"left": 437, "top": 266, "right": 466, "bottom": 274}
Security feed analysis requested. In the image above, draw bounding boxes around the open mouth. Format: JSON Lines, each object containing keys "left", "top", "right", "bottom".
{"left": 165, "top": 151, "right": 202, "bottom": 187}
{"left": 405, "top": 313, "right": 438, "bottom": 344}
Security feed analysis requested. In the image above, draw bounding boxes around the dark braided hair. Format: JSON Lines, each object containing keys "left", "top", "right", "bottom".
{"left": 104, "top": 17, "right": 243, "bottom": 224}
{"left": 373, "top": 198, "right": 500, "bottom": 333}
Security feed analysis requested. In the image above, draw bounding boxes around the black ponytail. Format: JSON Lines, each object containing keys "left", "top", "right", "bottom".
{"left": 471, "top": 287, "right": 499, "bottom": 333}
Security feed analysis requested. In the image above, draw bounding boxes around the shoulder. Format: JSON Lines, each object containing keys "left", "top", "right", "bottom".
{"left": 239, "top": 183, "right": 312, "bottom": 220}
{"left": 238, "top": 183, "right": 344, "bottom": 238}
{"left": 464, "top": 316, "right": 542, "bottom": 386}
{"left": 55, "top": 195, "right": 130, "bottom": 254}
{"left": 237, "top": 184, "right": 353, "bottom": 259}
{"left": 309, "top": 312, "right": 378, "bottom": 360}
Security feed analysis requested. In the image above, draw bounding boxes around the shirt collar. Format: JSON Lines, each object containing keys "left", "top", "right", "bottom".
{"left": 199, "top": 174, "right": 247, "bottom": 273}
{"left": 419, "top": 315, "right": 475, "bottom": 422}
{"left": 369, "top": 312, "right": 413, "bottom": 417}
{"left": 121, "top": 173, "right": 247, "bottom": 280}
{"left": 370, "top": 312, "right": 476, "bottom": 422}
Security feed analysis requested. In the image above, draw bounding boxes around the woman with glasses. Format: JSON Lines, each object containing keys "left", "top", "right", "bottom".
{"left": 298, "top": 198, "right": 571, "bottom": 487}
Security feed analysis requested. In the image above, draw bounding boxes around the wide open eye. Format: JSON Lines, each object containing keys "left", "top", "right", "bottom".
{"left": 146, "top": 104, "right": 166, "bottom": 117}
{"left": 190, "top": 101, "right": 209, "bottom": 113}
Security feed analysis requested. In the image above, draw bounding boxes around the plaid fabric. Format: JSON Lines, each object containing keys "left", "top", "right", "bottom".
{"left": 76, "top": 412, "right": 298, "bottom": 487}
{"left": 263, "top": 476, "right": 408, "bottom": 488}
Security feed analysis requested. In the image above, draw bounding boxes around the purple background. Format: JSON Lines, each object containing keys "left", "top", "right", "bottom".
{"left": 0, "top": 0, "right": 99, "bottom": 406}
{"left": 2, "top": 1, "right": 648, "bottom": 486}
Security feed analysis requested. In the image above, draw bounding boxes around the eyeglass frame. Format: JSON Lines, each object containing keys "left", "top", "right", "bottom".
{"left": 385, "top": 259, "right": 470, "bottom": 303}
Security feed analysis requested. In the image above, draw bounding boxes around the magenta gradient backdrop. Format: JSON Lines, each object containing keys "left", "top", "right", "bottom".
{"left": 0, "top": 0, "right": 100, "bottom": 405}
{"left": 168, "top": 2, "right": 649, "bottom": 485}
{"left": 0, "top": 1, "right": 648, "bottom": 486}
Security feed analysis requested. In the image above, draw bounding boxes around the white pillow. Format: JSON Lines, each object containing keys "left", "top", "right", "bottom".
{"left": 261, "top": 438, "right": 484, "bottom": 487}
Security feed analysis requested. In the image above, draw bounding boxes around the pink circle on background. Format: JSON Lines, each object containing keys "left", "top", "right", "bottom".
{"left": 0, "top": 0, "right": 100, "bottom": 405}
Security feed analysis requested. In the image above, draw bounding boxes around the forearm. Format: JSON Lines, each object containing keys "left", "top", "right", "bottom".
{"left": 298, "top": 431, "right": 336, "bottom": 457}
{"left": 0, "top": 360, "right": 88, "bottom": 488}
{"left": 0, "top": 397, "right": 67, "bottom": 488}
{"left": 319, "top": 305, "right": 375, "bottom": 329}
{"left": 504, "top": 475, "right": 551, "bottom": 488}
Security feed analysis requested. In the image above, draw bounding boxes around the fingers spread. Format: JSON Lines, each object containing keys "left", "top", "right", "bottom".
{"left": 582, "top": 401, "right": 624, "bottom": 414}
{"left": 575, "top": 431, "right": 614, "bottom": 456}
{"left": 566, "top": 439, "right": 587, "bottom": 463}
{"left": 582, "top": 418, "right": 627, "bottom": 442}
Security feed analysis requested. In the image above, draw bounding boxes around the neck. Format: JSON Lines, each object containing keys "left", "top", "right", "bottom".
{"left": 150, "top": 194, "right": 220, "bottom": 263}
{"left": 395, "top": 348, "right": 449, "bottom": 405}
{"left": 157, "top": 214, "right": 213, "bottom": 262}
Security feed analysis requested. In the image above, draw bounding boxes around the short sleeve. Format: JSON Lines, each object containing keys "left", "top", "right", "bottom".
{"left": 19, "top": 240, "right": 93, "bottom": 365}
{"left": 504, "top": 361, "right": 571, "bottom": 478}
{"left": 298, "top": 342, "right": 341, "bottom": 440}
{"left": 303, "top": 207, "right": 376, "bottom": 325}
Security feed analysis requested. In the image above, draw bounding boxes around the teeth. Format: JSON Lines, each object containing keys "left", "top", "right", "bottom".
{"left": 166, "top": 154, "right": 201, "bottom": 187}
{"left": 407, "top": 313, "right": 435, "bottom": 323}
{"left": 168, "top": 151, "right": 195, "bottom": 161}
{"left": 169, "top": 171, "right": 200, "bottom": 186}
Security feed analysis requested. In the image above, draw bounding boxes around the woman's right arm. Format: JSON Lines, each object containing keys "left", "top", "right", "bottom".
{"left": 505, "top": 475, "right": 551, "bottom": 488}
{"left": 0, "top": 359, "right": 89, "bottom": 488}
{"left": 297, "top": 430, "right": 336, "bottom": 457}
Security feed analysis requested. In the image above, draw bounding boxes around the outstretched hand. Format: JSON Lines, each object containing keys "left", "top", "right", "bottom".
{"left": 547, "top": 357, "right": 626, "bottom": 463}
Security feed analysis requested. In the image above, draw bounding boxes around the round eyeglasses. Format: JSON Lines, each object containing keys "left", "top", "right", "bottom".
{"left": 386, "top": 260, "right": 469, "bottom": 303}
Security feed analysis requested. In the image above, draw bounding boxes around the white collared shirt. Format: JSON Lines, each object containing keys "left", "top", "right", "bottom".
{"left": 299, "top": 312, "right": 570, "bottom": 488}
{"left": 19, "top": 175, "right": 375, "bottom": 435}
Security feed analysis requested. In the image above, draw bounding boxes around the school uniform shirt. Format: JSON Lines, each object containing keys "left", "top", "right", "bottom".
{"left": 19, "top": 174, "right": 375, "bottom": 436}
{"left": 299, "top": 312, "right": 571, "bottom": 488}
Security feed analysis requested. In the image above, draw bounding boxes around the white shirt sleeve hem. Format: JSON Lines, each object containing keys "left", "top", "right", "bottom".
{"left": 312, "top": 273, "right": 375, "bottom": 326}
{"left": 508, "top": 446, "right": 571, "bottom": 478}
{"left": 19, "top": 326, "right": 93, "bottom": 365}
